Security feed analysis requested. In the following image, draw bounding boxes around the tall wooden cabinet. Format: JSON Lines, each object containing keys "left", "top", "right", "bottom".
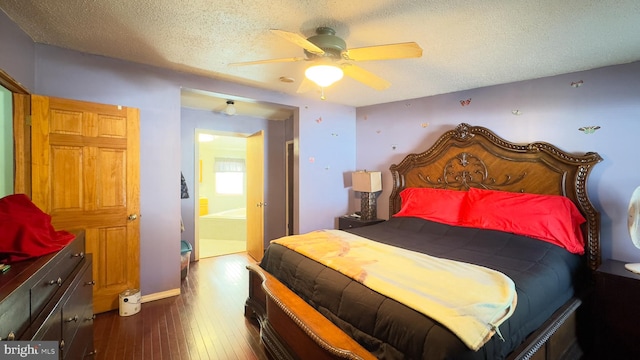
{"left": 0, "top": 231, "right": 94, "bottom": 358}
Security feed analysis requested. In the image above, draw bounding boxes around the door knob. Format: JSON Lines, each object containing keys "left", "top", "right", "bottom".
{"left": 128, "top": 214, "right": 138, "bottom": 221}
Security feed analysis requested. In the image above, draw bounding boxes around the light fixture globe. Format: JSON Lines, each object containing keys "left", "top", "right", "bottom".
{"left": 225, "top": 100, "right": 236, "bottom": 115}
{"left": 305, "top": 64, "right": 344, "bottom": 88}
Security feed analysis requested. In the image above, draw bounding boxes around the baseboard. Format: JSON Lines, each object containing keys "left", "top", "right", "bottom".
{"left": 141, "top": 288, "right": 181, "bottom": 303}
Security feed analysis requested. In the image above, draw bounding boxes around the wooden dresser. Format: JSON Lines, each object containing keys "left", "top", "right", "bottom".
{"left": 0, "top": 230, "right": 94, "bottom": 358}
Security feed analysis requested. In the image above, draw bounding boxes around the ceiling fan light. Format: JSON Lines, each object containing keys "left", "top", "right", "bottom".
{"left": 225, "top": 100, "right": 236, "bottom": 115}
{"left": 305, "top": 64, "right": 344, "bottom": 88}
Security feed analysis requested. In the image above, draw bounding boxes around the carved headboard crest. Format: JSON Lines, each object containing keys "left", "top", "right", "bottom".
{"left": 419, "top": 152, "right": 527, "bottom": 191}
{"left": 454, "top": 123, "right": 474, "bottom": 141}
{"left": 389, "top": 123, "right": 603, "bottom": 270}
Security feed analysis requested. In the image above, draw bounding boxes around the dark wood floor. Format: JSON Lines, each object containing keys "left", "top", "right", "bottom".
{"left": 93, "top": 253, "right": 269, "bottom": 360}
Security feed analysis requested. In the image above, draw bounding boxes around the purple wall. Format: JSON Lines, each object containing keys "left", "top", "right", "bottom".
{"left": 180, "top": 108, "right": 288, "bottom": 255}
{"left": 356, "top": 61, "right": 640, "bottom": 263}
{"left": 296, "top": 105, "right": 357, "bottom": 231}
{"left": 0, "top": 10, "right": 34, "bottom": 90}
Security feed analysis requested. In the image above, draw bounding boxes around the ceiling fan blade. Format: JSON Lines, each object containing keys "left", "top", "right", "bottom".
{"left": 341, "top": 63, "right": 391, "bottom": 91}
{"left": 229, "top": 57, "right": 306, "bottom": 66}
{"left": 270, "top": 29, "right": 325, "bottom": 55}
{"left": 343, "top": 42, "right": 423, "bottom": 61}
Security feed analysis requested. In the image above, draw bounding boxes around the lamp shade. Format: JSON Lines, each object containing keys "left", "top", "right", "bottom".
{"left": 352, "top": 171, "right": 382, "bottom": 192}
{"left": 305, "top": 64, "right": 344, "bottom": 88}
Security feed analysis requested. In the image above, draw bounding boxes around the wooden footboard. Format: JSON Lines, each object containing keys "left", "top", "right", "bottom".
{"left": 246, "top": 264, "right": 583, "bottom": 360}
{"left": 245, "top": 263, "right": 376, "bottom": 360}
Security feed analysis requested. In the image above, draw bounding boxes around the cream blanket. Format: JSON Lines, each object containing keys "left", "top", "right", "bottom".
{"left": 272, "top": 229, "right": 517, "bottom": 351}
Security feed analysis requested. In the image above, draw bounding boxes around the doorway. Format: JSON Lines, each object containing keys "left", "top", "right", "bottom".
{"left": 196, "top": 131, "right": 249, "bottom": 258}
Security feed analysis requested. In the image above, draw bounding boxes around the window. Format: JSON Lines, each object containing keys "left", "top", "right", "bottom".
{"left": 214, "top": 158, "right": 245, "bottom": 195}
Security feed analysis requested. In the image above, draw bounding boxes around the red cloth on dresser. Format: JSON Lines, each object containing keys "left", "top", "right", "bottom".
{"left": 0, "top": 194, "right": 75, "bottom": 263}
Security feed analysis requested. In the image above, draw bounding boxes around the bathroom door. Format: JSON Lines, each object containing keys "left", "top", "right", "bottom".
{"left": 246, "top": 130, "right": 264, "bottom": 261}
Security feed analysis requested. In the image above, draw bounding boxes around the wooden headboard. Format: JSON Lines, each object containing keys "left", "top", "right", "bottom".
{"left": 389, "top": 123, "right": 603, "bottom": 271}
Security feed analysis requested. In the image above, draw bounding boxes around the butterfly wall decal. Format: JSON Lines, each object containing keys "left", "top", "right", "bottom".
{"left": 578, "top": 125, "right": 600, "bottom": 134}
{"left": 460, "top": 98, "right": 471, "bottom": 106}
{"left": 571, "top": 80, "right": 584, "bottom": 88}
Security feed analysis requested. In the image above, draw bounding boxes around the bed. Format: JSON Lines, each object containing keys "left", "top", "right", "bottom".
{"left": 245, "top": 123, "right": 602, "bottom": 360}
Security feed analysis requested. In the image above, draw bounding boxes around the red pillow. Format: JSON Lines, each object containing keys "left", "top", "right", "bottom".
{"left": 394, "top": 187, "right": 467, "bottom": 226}
{"left": 460, "top": 187, "right": 586, "bottom": 254}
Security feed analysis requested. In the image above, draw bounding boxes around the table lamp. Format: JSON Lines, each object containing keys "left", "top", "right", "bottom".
{"left": 352, "top": 171, "right": 382, "bottom": 221}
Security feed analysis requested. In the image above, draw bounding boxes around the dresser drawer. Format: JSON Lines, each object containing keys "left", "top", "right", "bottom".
{"left": 31, "top": 305, "right": 63, "bottom": 347}
{"left": 29, "top": 256, "right": 93, "bottom": 359}
{"left": 62, "top": 257, "right": 93, "bottom": 358}
{"left": 30, "top": 237, "right": 86, "bottom": 319}
{"left": 0, "top": 285, "right": 30, "bottom": 340}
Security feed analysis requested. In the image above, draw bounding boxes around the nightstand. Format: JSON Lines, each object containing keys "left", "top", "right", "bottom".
{"left": 594, "top": 259, "right": 640, "bottom": 358}
{"left": 338, "top": 216, "right": 384, "bottom": 230}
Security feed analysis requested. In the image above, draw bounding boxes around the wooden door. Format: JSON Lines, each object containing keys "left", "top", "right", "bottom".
{"left": 31, "top": 95, "right": 140, "bottom": 313}
{"left": 246, "top": 131, "right": 264, "bottom": 261}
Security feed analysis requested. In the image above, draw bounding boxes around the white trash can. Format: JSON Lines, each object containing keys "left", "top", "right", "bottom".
{"left": 119, "top": 289, "right": 141, "bottom": 316}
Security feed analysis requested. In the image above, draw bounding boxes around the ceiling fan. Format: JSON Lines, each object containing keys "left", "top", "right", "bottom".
{"left": 230, "top": 27, "right": 423, "bottom": 99}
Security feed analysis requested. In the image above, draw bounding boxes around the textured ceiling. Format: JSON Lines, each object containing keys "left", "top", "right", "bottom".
{"left": 2, "top": 0, "right": 640, "bottom": 117}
